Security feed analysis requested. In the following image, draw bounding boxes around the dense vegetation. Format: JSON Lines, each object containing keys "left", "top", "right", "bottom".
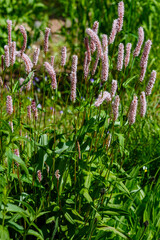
{"left": 0, "top": 0, "right": 159, "bottom": 239}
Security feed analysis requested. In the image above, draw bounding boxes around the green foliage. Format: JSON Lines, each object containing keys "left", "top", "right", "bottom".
{"left": 0, "top": 0, "right": 160, "bottom": 239}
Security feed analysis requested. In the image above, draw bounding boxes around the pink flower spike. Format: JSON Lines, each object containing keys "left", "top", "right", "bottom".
{"left": 92, "top": 21, "right": 99, "bottom": 34}
{"left": 70, "top": 71, "right": 77, "bottom": 102}
{"left": 117, "top": 1, "right": 124, "bottom": 32}
{"left": 139, "top": 65, "right": 147, "bottom": 82}
{"left": 55, "top": 169, "right": 60, "bottom": 180}
{"left": 117, "top": 43, "right": 124, "bottom": 71}
{"left": 31, "top": 100, "right": 36, "bottom": 113}
{"left": 44, "top": 62, "right": 57, "bottom": 89}
{"left": 90, "top": 21, "right": 99, "bottom": 53}
{"left": 140, "top": 40, "right": 152, "bottom": 68}
{"left": 111, "top": 80, "right": 118, "bottom": 98}
{"left": 16, "top": 51, "right": 33, "bottom": 73}
{"left": 109, "top": 19, "right": 118, "bottom": 45}
{"left": 33, "top": 48, "right": 40, "bottom": 66}
{"left": 133, "top": 27, "right": 144, "bottom": 57}
{"left": 128, "top": 95, "right": 138, "bottom": 125}
{"left": 95, "top": 91, "right": 111, "bottom": 107}
{"left": 19, "top": 25, "right": 27, "bottom": 53}
{"left": 6, "top": 95, "right": 13, "bottom": 115}
{"left": 146, "top": 70, "right": 157, "bottom": 96}
{"left": 44, "top": 27, "right": 51, "bottom": 54}
{"left": 71, "top": 55, "right": 78, "bottom": 73}
{"left": 102, "top": 34, "right": 108, "bottom": 53}
{"left": 101, "top": 51, "right": 109, "bottom": 82}
{"left": 86, "top": 28, "right": 103, "bottom": 58}
{"left": 140, "top": 92, "right": 147, "bottom": 117}
{"left": 125, "top": 43, "right": 132, "bottom": 68}
{"left": 61, "top": 46, "right": 67, "bottom": 67}
{"left": 10, "top": 41, "right": 16, "bottom": 66}
{"left": 7, "top": 20, "right": 12, "bottom": 48}
{"left": 4, "top": 45, "right": 10, "bottom": 68}
{"left": 112, "top": 95, "right": 120, "bottom": 121}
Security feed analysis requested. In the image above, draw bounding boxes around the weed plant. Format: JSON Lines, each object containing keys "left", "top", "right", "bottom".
{"left": 0, "top": 1, "right": 160, "bottom": 239}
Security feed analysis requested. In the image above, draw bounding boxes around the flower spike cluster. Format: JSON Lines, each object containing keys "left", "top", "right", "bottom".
{"left": 4, "top": 45, "right": 10, "bottom": 67}
{"left": 44, "top": 62, "right": 57, "bottom": 89}
{"left": 112, "top": 95, "right": 120, "bottom": 121}
{"left": 70, "top": 55, "right": 78, "bottom": 102}
{"left": 44, "top": 27, "right": 51, "bottom": 54}
{"left": 133, "top": 27, "right": 144, "bottom": 57}
{"left": 33, "top": 48, "right": 40, "bottom": 66}
{"left": 146, "top": 70, "right": 157, "bottom": 96}
{"left": 86, "top": 28, "right": 103, "bottom": 58}
{"left": 117, "top": 1, "right": 124, "bottom": 32}
{"left": 19, "top": 25, "right": 27, "bottom": 53}
{"left": 125, "top": 43, "right": 132, "bottom": 68}
{"left": 61, "top": 46, "right": 67, "bottom": 67}
{"left": 140, "top": 92, "right": 147, "bottom": 117}
{"left": 117, "top": 43, "right": 124, "bottom": 71}
{"left": 7, "top": 20, "right": 12, "bottom": 47}
{"left": 90, "top": 21, "right": 99, "bottom": 53}
{"left": 128, "top": 96, "right": 138, "bottom": 125}
{"left": 109, "top": 19, "right": 118, "bottom": 44}
{"left": 95, "top": 91, "right": 111, "bottom": 107}
{"left": 6, "top": 95, "right": 13, "bottom": 115}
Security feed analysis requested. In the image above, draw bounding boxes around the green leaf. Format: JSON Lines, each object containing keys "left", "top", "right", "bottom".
{"left": 84, "top": 172, "right": 92, "bottom": 189}
{"left": 122, "top": 75, "right": 138, "bottom": 88}
{"left": 64, "top": 212, "right": 75, "bottom": 224}
{"left": 59, "top": 169, "right": 68, "bottom": 196}
{"left": 7, "top": 221, "right": 24, "bottom": 233}
{"left": 118, "top": 182, "right": 130, "bottom": 195}
{"left": 6, "top": 203, "right": 29, "bottom": 216}
{"left": 27, "top": 229, "right": 43, "bottom": 240}
{"left": 0, "top": 226, "right": 10, "bottom": 240}
{"left": 14, "top": 199, "right": 35, "bottom": 218}
{"left": 97, "top": 225, "right": 131, "bottom": 239}
{"left": 12, "top": 81, "right": 19, "bottom": 93}
{"left": 36, "top": 211, "right": 50, "bottom": 219}
{"left": 72, "top": 209, "right": 84, "bottom": 220}
{"left": 33, "top": 3, "right": 46, "bottom": 9}
{"left": 80, "top": 188, "right": 93, "bottom": 203}
{"left": 5, "top": 148, "right": 29, "bottom": 177}
{"left": 39, "top": 134, "right": 48, "bottom": 146}
{"left": 46, "top": 216, "right": 55, "bottom": 224}
{"left": 17, "top": 72, "right": 34, "bottom": 90}
{"left": 51, "top": 217, "right": 59, "bottom": 240}
{"left": 115, "top": 133, "right": 124, "bottom": 157}
{"left": 55, "top": 143, "right": 68, "bottom": 154}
